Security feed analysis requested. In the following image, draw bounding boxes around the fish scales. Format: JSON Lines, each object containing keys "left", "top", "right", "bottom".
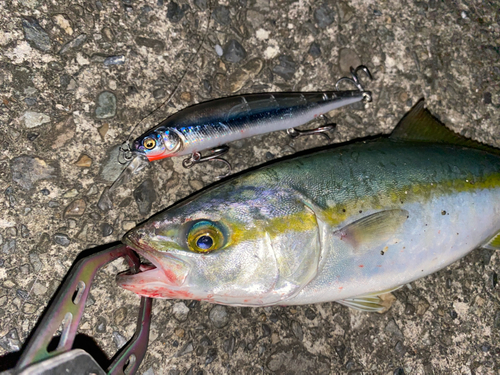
{"left": 118, "top": 102, "right": 500, "bottom": 310}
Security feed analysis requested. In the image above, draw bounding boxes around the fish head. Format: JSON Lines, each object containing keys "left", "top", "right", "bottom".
{"left": 117, "top": 178, "right": 321, "bottom": 305}
{"left": 131, "top": 127, "right": 182, "bottom": 161}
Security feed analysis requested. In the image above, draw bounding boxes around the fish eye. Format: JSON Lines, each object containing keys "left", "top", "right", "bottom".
{"left": 196, "top": 235, "right": 213, "bottom": 250}
{"left": 143, "top": 137, "right": 156, "bottom": 150}
{"left": 186, "top": 220, "right": 226, "bottom": 253}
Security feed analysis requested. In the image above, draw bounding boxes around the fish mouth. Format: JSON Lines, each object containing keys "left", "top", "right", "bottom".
{"left": 117, "top": 233, "right": 193, "bottom": 299}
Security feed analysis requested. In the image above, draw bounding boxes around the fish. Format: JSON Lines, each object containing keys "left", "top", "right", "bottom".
{"left": 117, "top": 100, "right": 500, "bottom": 311}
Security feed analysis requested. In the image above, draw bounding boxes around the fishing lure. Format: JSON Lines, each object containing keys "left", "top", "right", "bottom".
{"left": 125, "top": 66, "right": 371, "bottom": 169}
{"left": 110, "top": 66, "right": 372, "bottom": 192}
{"left": 117, "top": 100, "right": 500, "bottom": 311}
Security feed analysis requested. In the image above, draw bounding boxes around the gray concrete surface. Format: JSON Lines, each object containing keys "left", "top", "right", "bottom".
{"left": 1, "top": 0, "right": 499, "bottom": 374}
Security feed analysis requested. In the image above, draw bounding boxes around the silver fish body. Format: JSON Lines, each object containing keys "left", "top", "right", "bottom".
{"left": 118, "top": 102, "right": 500, "bottom": 310}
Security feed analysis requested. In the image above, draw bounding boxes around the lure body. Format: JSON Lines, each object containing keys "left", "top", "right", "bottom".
{"left": 132, "top": 90, "right": 368, "bottom": 161}
{"left": 118, "top": 102, "right": 500, "bottom": 310}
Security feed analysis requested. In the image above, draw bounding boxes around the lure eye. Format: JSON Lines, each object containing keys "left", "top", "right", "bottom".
{"left": 143, "top": 137, "right": 156, "bottom": 150}
{"left": 186, "top": 220, "right": 226, "bottom": 253}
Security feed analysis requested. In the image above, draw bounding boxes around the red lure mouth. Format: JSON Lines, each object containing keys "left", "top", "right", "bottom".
{"left": 144, "top": 150, "right": 177, "bottom": 162}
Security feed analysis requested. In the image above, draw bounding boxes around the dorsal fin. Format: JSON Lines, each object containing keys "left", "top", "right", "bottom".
{"left": 390, "top": 99, "right": 500, "bottom": 155}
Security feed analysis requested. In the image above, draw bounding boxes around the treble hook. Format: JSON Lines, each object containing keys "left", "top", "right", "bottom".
{"left": 118, "top": 141, "right": 134, "bottom": 165}
{"left": 335, "top": 65, "right": 373, "bottom": 102}
{"left": 182, "top": 145, "right": 232, "bottom": 179}
{"left": 287, "top": 123, "right": 336, "bottom": 141}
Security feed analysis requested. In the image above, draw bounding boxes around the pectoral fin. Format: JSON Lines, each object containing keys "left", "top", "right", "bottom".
{"left": 333, "top": 209, "right": 409, "bottom": 253}
{"left": 337, "top": 285, "right": 403, "bottom": 313}
{"left": 481, "top": 231, "right": 500, "bottom": 250}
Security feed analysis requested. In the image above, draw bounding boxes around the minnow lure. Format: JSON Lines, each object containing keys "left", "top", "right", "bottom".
{"left": 129, "top": 66, "right": 371, "bottom": 168}
{"left": 110, "top": 66, "right": 372, "bottom": 192}
{"left": 117, "top": 100, "right": 500, "bottom": 311}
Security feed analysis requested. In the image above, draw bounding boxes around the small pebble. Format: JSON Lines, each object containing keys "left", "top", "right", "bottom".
{"left": 22, "top": 112, "right": 50, "bottom": 129}
{"left": 449, "top": 309, "right": 458, "bottom": 319}
{"left": 101, "top": 223, "right": 113, "bottom": 237}
{"left": 335, "top": 344, "right": 346, "bottom": 359}
{"left": 98, "top": 123, "right": 109, "bottom": 140}
{"left": 305, "top": 308, "right": 316, "bottom": 320}
{"left": 16, "top": 289, "right": 29, "bottom": 300}
{"left": 112, "top": 331, "right": 127, "bottom": 349}
{"left": 405, "top": 303, "right": 415, "bottom": 315}
{"left": 291, "top": 320, "right": 303, "bottom": 341}
{"left": 53, "top": 14, "right": 73, "bottom": 35}
{"left": 215, "top": 44, "right": 223, "bottom": 56}
{"left": 95, "top": 91, "right": 117, "bottom": 119}
{"left": 194, "top": 0, "right": 207, "bottom": 9}
{"left": 75, "top": 154, "right": 92, "bottom": 167}
{"left": 22, "top": 302, "right": 37, "bottom": 314}
{"left": 176, "top": 341, "right": 194, "bottom": 357}
{"left": 2, "top": 239, "right": 16, "bottom": 254}
{"left": 96, "top": 317, "right": 107, "bottom": 333}
{"left": 209, "top": 305, "right": 229, "bottom": 328}
{"left": 308, "top": 42, "right": 321, "bottom": 57}
{"left": 7, "top": 227, "right": 17, "bottom": 237}
{"left": 98, "top": 145, "right": 127, "bottom": 183}
{"left": 63, "top": 189, "right": 79, "bottom": 198}
{"left": 167, "top": 1, "right": 188, "bottom": 23}
{"left": 53, "top": 233, "right": 71, "bottom": 246}
{"left": 153, "top": 88, "right": 166, "bottom": 99}
{"left": 205, "top": 348, "right": 217, "bottom": 365}
{"left": 0, "top": 329, "right": 21, "bottom": 352}
{"left": 484, "top": 92, "right": 492, "bottom": 104}
{"left": 59, "top": 33, "right": 87, "bottom": 54}
{"left": 134, "top": 179, "right": 157, "bottom": 215}
{"left": 11, "top": 156, "right": 57, "bottom": 190}
{"left": 180, "top": 92, "right": 192, "bottom": 102}
{"left": 213, "top": 5, "right": 230, "bottom": 25}
{"left": 314, "top": 3, "right": 336, "bottom": 28}
{"left": 228, "top": 58, "right": 263, "bottom": 93}
{"left": 114, "top": 307, "right": 127, "bottom": 324}
{"left": 25, "top": 97, "right": 37, "bottom": 106}
{"left": 48, "top": 200, "right": 59, "bottom": 208}
{"left": 122, "top": 221, "right": 136, "bottom": 231}
{"left": 64, "top": 199, "right": 86, "bottom": 218}
{"left": 262, "top": 323, "right": 271, "bottom": 337}
{"left": 272, "top": 55, "right": 296, "bottom": 81}
{"left": 174, "top": 328, "right": 185, "bottom": 338}
{"left": 104, "top": 55, "right": 126, "bottom": 66}
{"left": 223, "top": 39, "right": 247, "bottom": 63}
{"left": 97, "top": 188, "right": 113, "bottom": 212}
{"left": 223, "top": 336, "right": 235, "bottom": 356}
{"left": 200, "top": 335, "right": 212, "bottom": 346}
{"left": 385, "top": 319, "right": 403, "bottom": 338}
{"left": 172, "top": 302, "right": 190, "bottom": 322}
{"left": 395, "top": 341, "right": 405, "bottom": 354}
{"left": 135, "top": 36, "right": 165, "bottom": 51}
{"left": 22, "top": 17, "right": 51, "bottom": 52}
{"left": 29, "top": 253, "right": 43, "bottom": 272}
{"left": 32, "top": 282, "right": 47, "bottom": 296}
